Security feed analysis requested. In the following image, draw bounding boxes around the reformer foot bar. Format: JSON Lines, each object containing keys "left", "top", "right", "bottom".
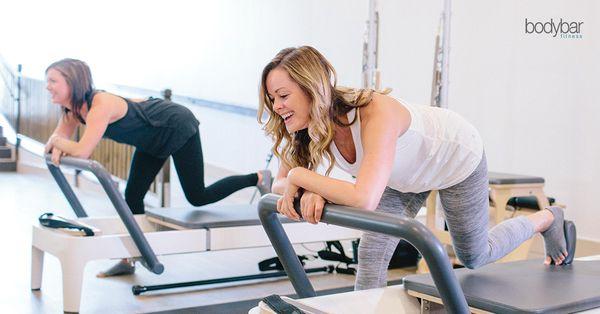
{"left": 46, "top": 156, "right": 164, "bottom": 274}
{"left": 257, "top": 193, "right": 469, "bottom": 313}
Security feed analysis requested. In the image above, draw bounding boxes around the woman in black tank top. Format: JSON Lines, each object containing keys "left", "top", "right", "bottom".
{"left": 44, "top": 59, "right": 271, "bottom": 215}
{"left": 44, "top": 58, "right": 273, "bottom": 276}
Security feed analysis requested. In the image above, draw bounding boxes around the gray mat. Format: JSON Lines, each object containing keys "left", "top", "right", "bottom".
{"left": 146, "top": 204, "right": 295, "bottom": 229}
{"left": 403, "top": 259, "right": 600, "bottom": 313}
{"left": 488, "top": 172, "right": 544, "bottom": 185}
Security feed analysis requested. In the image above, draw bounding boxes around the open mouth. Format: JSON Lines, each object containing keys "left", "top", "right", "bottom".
{"left": 281, "top": 112, "right": 294, "bottom": 123}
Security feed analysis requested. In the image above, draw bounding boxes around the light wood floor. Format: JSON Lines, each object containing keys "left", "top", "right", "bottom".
{"left": 2, "top": 150, "right": 599, "bottom": 313}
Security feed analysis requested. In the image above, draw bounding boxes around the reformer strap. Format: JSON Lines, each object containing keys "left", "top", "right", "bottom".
{"left": 39, "top": 213, "right": 95, "bottom": 236}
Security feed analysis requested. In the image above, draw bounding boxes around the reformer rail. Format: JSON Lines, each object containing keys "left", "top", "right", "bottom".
{"left": 258, "top": 193, "right": 469, "bottom": 313}
{"left": 45, "top": 155, "right": 164, "bottom": 274}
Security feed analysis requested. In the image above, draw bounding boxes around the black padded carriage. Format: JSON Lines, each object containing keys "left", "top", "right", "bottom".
{"left": 403, "top": 259, "right": 600, "bottom": 313}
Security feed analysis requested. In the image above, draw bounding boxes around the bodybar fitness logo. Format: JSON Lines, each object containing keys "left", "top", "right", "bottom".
{"left": 525, "top": 18, "right": 584, "bottom": 39}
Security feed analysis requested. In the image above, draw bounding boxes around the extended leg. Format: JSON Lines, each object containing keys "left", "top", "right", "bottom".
{"left": 172, "top": 132, "right": 258, "bottom": 206}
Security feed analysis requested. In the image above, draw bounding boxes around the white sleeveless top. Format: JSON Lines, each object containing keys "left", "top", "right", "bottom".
{"left": 330, "top": 101, "right": 484, "bottom": 193}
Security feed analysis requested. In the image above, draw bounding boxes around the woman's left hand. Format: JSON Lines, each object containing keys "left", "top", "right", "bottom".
{"left": 276, "top": 180, "right": 301, "bottom": 221}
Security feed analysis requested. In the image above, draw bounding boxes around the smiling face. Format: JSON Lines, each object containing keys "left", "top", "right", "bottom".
{"left": 258, "top": 46, "right": 343, "bottom": 174}
{"left": 266, "top": 67, "right": 312, "bottom": 133}
{"left": 46, "top": 68, "right": 71, "bottom": 108}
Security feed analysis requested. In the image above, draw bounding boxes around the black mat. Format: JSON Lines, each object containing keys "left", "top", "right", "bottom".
{"left": 404, "top": 259, "right": 600, "bottom": 314}
{"left": 147, "top": 279, "right": 404, "bottom": 314}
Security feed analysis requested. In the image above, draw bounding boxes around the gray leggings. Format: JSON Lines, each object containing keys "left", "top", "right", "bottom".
{"left": 355, "top": 154, "right": 536, "bottom": 290}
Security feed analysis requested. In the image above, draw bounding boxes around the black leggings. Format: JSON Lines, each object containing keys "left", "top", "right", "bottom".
{"left": 124, "top": 132, "right": 258, "bottom": 214}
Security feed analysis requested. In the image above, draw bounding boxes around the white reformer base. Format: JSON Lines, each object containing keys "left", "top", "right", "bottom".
{"left": 252, "top": 285, "right": 421, "bottom": 314}
{"left": 250, "top": 255, "right": 600, "bottom": 314}
{"left": 31, "top": 214, "right": 361, "bottom": 313}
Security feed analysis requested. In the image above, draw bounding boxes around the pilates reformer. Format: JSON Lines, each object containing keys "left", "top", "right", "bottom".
{"left": 253, "top": 194, "right": 600, "bottom": 314}
{"left": 31, "top": 156, "right": 361, "bottom": 313}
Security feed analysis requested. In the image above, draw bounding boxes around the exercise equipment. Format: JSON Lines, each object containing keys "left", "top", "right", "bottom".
{"left": 253, "top": 194, "right": 600, "bottom": 314}
{"left": 404, "top": 258, "right": 600, "bottom": 313}
{"left": 31, "top": 156, "right": 361, "bottom": 313}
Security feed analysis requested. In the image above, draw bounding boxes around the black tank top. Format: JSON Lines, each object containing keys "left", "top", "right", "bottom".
{"left": 90, "top": 93, "right": 200, "bottom": 158}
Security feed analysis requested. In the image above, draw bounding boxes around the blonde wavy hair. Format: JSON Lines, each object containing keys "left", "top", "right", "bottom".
{"left": 258, "top": 46, "right": 389, "bottom": 175}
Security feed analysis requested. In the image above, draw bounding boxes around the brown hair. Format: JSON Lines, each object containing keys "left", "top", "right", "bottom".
{"left": 258, "top": 46, "right": 388, "bottom": 175}
{"left": 46, "top": 58, "right": 95, "bottom": 123}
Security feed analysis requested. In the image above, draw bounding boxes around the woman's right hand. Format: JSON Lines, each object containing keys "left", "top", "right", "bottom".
{"left": 276, "top": 180, "right": 301, "bottom": 221}
{"left": 300, "top": 191, "right": 326, "bottom": 224}
{"left": 44, "top": 134, "right": 63, "bottom": 153}
{"left": 46, "top": 135, "right": 65, "bottom": 166}
{"left": 50, "top": 147, "right": 65, "bottom": 166}
{"left": 44, "top": 138, "right": 55, "bottom": 154}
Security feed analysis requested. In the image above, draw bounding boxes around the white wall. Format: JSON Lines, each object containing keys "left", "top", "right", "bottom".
{"left": 447, "top": 1, "right": 599, "bottom": 240}
{"left": 0, "top": 0, "right": 366, "bottom": 107}
{"left": 379, "top": 0, "right": 599, "bottom": 241}
{"left": 1, "top": 0, "right": 598, "bottom": 240}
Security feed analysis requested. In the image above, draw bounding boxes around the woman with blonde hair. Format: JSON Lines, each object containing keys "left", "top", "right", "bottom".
{"left": 45, "top": 58, "right": 272, "bottom": 276}
{"left": 258, "top": 46, "right": 575, "bottom": 290}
